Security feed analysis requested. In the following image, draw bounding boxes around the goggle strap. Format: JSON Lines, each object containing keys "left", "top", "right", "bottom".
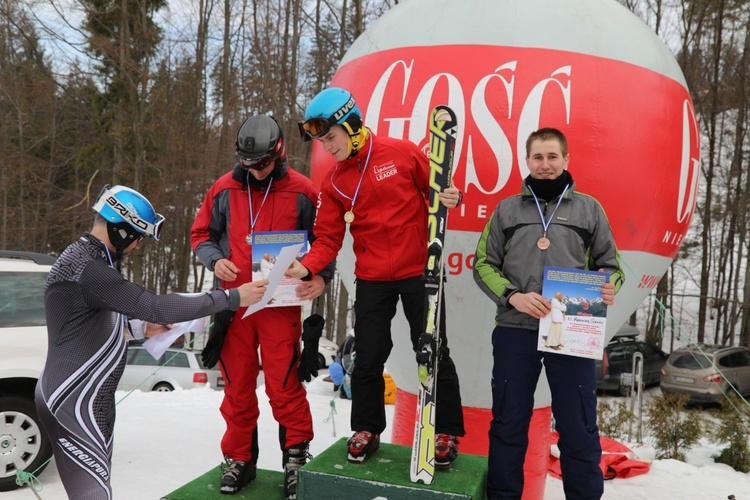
{"left": 94, "top": 186, "right": 164, "bottom": 240}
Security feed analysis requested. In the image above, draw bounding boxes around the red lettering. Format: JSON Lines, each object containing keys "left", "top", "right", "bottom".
{"left": 447, "top": 252, "right": 475, "bottom": 275}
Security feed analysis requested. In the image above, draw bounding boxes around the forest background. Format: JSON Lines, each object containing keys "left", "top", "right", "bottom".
{"left": 1, "top": 0, "right": 749, "bottom": 350}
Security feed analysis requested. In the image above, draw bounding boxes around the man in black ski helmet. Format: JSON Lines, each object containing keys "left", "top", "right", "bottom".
{"left": 192, "top": 115, "right": 334, "bottom": 498}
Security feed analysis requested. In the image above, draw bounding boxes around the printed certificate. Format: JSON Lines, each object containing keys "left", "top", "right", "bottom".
{"left": 537, "top": 266, "right": 608, "bottom": 359}
{"left": 248, "top": 230, "right": 308, "bottom": 310}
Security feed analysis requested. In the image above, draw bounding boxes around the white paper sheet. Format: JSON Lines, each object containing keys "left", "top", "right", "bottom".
{"left": 142, "top": 316, "right": 208, "bottom": 360}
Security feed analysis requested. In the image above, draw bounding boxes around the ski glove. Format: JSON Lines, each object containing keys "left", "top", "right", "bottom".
{"left": 201, "top": 309, "right": 234, "bottom": 369}
{"left": 298, "top": 314, "right": 325, "bottom": 382}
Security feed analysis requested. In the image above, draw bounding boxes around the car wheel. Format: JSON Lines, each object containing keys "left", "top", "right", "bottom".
{"left": 152, "top": 383, "right": 174, "bottom": 392}
{"left": 316, "top": 353, "right": 327, "bottom": 370}
{"left": 0, "top": 396, "right": 53, "bottom": 492}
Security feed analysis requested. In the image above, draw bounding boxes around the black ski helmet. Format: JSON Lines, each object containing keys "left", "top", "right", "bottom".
{"left": 236, "top": 115, "right": 287, "bottom": 176}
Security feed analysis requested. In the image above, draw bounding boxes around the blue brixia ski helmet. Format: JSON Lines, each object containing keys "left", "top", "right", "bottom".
{"left": 298, "top": 87, "right": 363, "bottom": 141}
{"left": 92, "top": 185, "right": 165, "bottom": 243}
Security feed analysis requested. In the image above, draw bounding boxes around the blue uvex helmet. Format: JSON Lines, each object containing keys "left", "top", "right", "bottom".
{"left": 298, "top": 87, "right": 363, "bottom": 142}
{"left": 92, "top": 185, "right": 165, "bottom": 253}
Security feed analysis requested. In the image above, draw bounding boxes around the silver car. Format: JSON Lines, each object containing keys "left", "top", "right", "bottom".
{"left": 118, "top": 342, "right": 224, "bottom": 392}
{"left": 660, "top": 344, "right": 750, "bottom": 404}
{"left": 316, "top": 336, "right": 338, "bottom": 368}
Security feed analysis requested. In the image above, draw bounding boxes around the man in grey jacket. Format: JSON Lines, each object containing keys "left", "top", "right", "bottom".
{"left": 473, "top": 127, "right": 625, "bottom": 500}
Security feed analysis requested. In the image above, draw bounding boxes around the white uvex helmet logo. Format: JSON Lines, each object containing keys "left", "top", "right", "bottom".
{"left": 334, "top": 97, "right": 357, "bottom": 121}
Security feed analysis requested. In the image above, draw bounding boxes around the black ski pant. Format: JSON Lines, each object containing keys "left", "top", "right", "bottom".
{"left": 487, "top": 326, "right": 602, "bottom": 500}
{"left": 351, "top": 276, "right": 465, "bottom": 436}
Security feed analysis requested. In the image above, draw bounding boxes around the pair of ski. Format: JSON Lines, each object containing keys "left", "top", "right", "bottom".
{"left": 410, "top": 105, "right": 458, "bottom": 485}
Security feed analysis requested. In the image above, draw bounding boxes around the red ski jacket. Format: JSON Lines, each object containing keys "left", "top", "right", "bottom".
{"left": 191, "top": 164, "right": 334, "bottom": 287}
{"left": 302, "top": 133, "right": 430, "bottom": 282}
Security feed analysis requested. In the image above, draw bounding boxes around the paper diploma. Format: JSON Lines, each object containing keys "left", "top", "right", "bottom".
{"left": 243, "top": 242, "right": 305, "bottom": 318}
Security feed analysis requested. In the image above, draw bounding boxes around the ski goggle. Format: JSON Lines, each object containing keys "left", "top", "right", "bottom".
{"left": 298, "top": 118, "right": 331, "bottom": 142}
{"left": 93, "top": 186, "right": 165, "bottom": 241}
{"left": 236, "top": 152, "right": 274, "bottom": 171}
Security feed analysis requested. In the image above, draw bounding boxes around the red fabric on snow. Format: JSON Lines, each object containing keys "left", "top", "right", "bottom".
{"left": 548, "top": 432, "right": 651, "bottom": 480}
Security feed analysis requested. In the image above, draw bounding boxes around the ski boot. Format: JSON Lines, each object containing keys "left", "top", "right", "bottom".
{"left": 347, "top": 431, "right": 380, "bottom": 463}
{"left": 435, "top": 434, "right": 460, "bottom": 468}
{"left": 220, "top": 458, "right": 256, "bottom": 494}
{"left": 283, "top": 441, "right": 310, "bottom": 499}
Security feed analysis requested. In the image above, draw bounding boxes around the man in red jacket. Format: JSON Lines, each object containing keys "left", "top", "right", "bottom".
{"left": 191, "top": 115, "right": 334, "bottom": 498}
{"left": 288, "top": 87, "right": 466, "bottom": 466}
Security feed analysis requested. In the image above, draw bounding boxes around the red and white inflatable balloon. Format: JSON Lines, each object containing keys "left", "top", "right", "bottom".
{"left": 309, "top": 0, "right": 699, "bottom": 496}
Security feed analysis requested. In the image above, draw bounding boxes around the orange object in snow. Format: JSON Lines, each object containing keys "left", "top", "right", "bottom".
{"left": 383, "top": 374, "right": 396, "bottom": 404}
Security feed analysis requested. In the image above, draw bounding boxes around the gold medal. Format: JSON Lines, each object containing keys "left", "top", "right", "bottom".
{"left": 344, "top": 211, "right": 355, "bottom": 223}
{"left": 246, "top": 233, "right": 253, "bottom": 245}
{"left": 537, "top": 237, "right": 550, "bottom": 250}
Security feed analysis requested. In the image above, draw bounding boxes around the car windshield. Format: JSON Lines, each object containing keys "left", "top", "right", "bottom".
{"left": 670, "top": 352, "right": 714, "bottom": 370}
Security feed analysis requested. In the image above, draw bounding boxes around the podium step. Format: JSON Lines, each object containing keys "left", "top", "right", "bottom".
{"left": 161, "top": 466, "right": 285, "bottom": 499}
{"left": 299, "top": 438, "right": 487, "bottom": 499}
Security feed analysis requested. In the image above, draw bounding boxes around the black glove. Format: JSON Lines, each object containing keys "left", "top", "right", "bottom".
{"left": 201, "top": 309, "right": 234, "bottom": 369}
{"left": 298, "top": 314, "right": 325, "bottom": 382}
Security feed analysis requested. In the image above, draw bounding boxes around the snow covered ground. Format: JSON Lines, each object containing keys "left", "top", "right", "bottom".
{"left": 6, "top": 373, "right": 749, "bottom": 499}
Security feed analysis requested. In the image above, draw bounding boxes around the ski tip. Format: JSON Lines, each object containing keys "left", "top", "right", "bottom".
{"left": 434, "top": 108, "right": 452, "bottom": 122}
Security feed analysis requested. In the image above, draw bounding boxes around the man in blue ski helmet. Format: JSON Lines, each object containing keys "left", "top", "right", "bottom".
{"left": 91, "top": 184, "right": 165, "bottom": 266}
{"left": 36, "top": 184, "right": 268, "bottom": 499}
{"left": 292, "top": 87, "right": 466, "bottom": 468}
{"left": 298, "top": 87, "right": 369, "bottom": 160}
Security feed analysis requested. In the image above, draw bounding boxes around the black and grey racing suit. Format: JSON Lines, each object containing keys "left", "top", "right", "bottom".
{"left": 35, "top": 233, "right": 238, "bottom": 500}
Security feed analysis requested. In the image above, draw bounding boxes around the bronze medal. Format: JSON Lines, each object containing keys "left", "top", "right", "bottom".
{"left": 528, "top": 184, "right": 570, "bottom": 254}
{"left": 344, "top": 211, "right": 355, "bottom": 223}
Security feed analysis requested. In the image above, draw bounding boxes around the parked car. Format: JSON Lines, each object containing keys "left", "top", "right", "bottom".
{"left": 595, "top": 325, "right": 669, "bottom": 396}
{"left": 0, "top": 251, "right": 55, "bottom": 491}
{"left": 660, "top": 344, "right": 750, "bottom": 404}
{"left": 317, "top": 337, "right": 338, "bottom": 368}
{"left": 118, "top": 340, "right": 224, "bottom": 392}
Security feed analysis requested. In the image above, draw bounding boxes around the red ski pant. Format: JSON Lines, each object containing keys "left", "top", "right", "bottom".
{"left": 218, "top": 306, "right": 313, "bottom": 462}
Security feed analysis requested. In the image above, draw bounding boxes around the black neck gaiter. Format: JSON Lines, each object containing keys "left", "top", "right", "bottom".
{"left": 525, "top": 170, "right": 573, "bottom": 202}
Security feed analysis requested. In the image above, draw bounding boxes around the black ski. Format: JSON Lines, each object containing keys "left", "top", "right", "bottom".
{"left": 410, "top": 105, "right": 458, "bottom": 484}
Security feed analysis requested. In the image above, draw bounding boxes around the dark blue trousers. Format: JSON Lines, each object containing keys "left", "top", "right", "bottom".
{"left": 487, "top": 326, "right": 602, "bottom": 500}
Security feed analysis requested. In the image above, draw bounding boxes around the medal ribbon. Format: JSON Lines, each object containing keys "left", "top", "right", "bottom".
{"left": 528, "top": 183, "right": 570, "bottom": 237}
{"left": 330, "top": 136, "right": 374, "bottom": 215}
{"left": 102, "top": 240, "right": 127, "bottom": 334}
{"left": 247, "top": 172, "right": 274, "bottom": 234}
